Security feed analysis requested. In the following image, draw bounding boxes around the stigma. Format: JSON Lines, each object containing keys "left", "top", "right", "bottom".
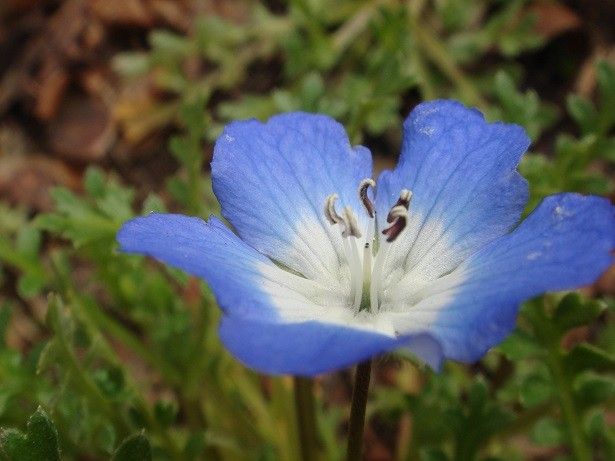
{"left": 324, "top": 180, "right": 411, "bottom": 313}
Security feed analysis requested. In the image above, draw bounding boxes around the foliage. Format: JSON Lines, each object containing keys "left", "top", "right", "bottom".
{"left": 1, "top": 0, "right": 614, "bottom": 460}
{"left": 1, "top": 408, "right": 60, "bottom": 461}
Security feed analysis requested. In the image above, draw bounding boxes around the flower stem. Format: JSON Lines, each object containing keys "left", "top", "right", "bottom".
{"left": 294, "top": 376, "right": 319, "bottom": 461}
{"left": 346, "top": 360, "right": 372, "bottom": 461}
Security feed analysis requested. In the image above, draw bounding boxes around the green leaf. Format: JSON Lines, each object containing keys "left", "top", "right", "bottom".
{"left": 0, "top": 303, "right": 12, "bottom": 346}
{"left": 566, "top": 95, "right": 597, "bottom": 135}
{"left": 573, "top": 373, "right": 615, "bottom": 409}
{"left": 111, "top": 432, "right": 152, "bottom": 461}
{"left": 452, "top": 379, "right": 513, "bottom": 460}
{"left": 15, "top": 227, "right": 41, "bottom": 259}
{"left": 498, "top": 329, "right": 543, "bottom": 360}
{"left": 149, "top": 30, "right": 192, "bottom": 58}
{"left": 83, "top": 168, "right": 106, "bottom": 199}
{"left": 112, "top": 52, "right": 151, "bottom": 78}
{"left": 553, "top": 293, "right": 604, "bottom": 332}
{"left": 166, "top": 177, "right": 190, "bottom": 207}
{"left": 419, "top": 448, "right": 449, "bottom": 461}
{"left": 492, "top": 70, "right": 558, "bottom": 140}
{"left": 564, "top": 343, "right": 615, "bottom": 374}
{"left": 142, "top": 194, "right": 166, "bottom": 214}
{"left": 531, "top": 416, "right": 564, "bottom": 447}
{"left": 36, "top": 172, "right": 134, "bottom": 247}
{"left": 35, "top": 340, "right": 58, "bottom": 376}
{"left": 169, "top": 136, "right": 192, "bottom": 163}
{"left": 92, "top": 366, "right": 126, "bottom": 399}
{"left": 520, "top": 371, "right": 553, "bottom": 408}
{"left": 596, "top": 61, "right": 615, "bottom": 131}
{"left": 0, "top": 407, "right": 61, "bottom": 461}
{"left": 154, "top": 401, "right": 177, "bottom": 428}
{"left": 584, "top": 409, "right": 615, "bottom": 458}
{"left": 17, "top": 273, "right": 46, "bottom": 299}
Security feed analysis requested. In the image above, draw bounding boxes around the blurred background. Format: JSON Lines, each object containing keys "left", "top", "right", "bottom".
{"left": 0, "top": 0, "right": 614, "bottom": 460}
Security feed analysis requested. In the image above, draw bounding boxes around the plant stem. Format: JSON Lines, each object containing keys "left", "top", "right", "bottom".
{"left": 332, "top": 1, "right": 384, "bottom": 53}
{"left": 346, "top": 360, "right": 372, "bottom": 461}
{"left": 294, "top": 376, "right": 319, "bottom": 461}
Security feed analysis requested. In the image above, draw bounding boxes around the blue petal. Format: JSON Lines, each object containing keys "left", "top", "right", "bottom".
{"left": 219, "top": 316, "right": 443, "bottom": 376}
{"left": 375, "top": 100, "right": 530, "bottom": 285}
{"left": 117, "top": 213, "right": 279, "bottom": 321}
{"left": 427, "top": 193, "right": 615, "bottom": 362}
{"left": 212, "top": 113, "right": 372, "bottom": 283}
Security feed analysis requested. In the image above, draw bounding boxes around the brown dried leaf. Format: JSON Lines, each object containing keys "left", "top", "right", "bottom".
{"left": 89, "top": 0, "right": 156, "bottom": 27}
{"left": 47, "top": 95, "right": 116, "bottom": 162}
{"left": 529, "top": 0, "right": 581, "bottom": 40}
{"left": 595, "top": 264, "right": 615, "bottom": 297}
{"left": 32, "top": 62, "right": 70, "bottom": 120}
{"left": 115, "top": 82, "right": 177, "bottom": 144}
{"left": 0, "top": 155, "right": 80, "bottom": 211}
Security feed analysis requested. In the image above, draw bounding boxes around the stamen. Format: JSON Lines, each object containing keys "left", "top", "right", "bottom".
{"left": 358, "top": 178, "right": 376, "bottom": 218}
{"left": 342, "top": 207, "right": 362, "bottom": 238}
{"left": 323, "top": 194, "right": 364, "bottom": 309}
{"left": 382, "top": 205, "right": 408, "bottom": 242}
{"left": 387, "top": 189, "right": 412, "bottom": 222}
{"left": 371, "top": 189, "right": 412, "bottom": 310}
{"left": 324, "top": 194, "right": 343, "bottom": 225}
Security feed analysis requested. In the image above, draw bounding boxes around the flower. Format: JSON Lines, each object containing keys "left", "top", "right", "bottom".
{"left": 117, "top": 100, "right": 615, "bottom": 376}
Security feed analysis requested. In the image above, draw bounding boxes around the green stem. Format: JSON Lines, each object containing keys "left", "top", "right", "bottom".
{"left": 332, "top": 0, "right": 386, "bottom": 53}
{"left": 294, "top": 376, "right": 319, "bottom": 461}
{"left": 412, "top": 45, "right": 438, "bottom": 100}
{"left": 346, "top": 360, "right": 372, "bottom": 461}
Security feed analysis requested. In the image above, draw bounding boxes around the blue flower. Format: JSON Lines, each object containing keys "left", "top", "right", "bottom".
{"left": 117, "top": 100, "right": 615, "bottom": 376}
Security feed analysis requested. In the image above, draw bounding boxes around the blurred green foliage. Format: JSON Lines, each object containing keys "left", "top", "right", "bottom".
{"left": 113, "top": 0, "right": 551, "bottom": 142}
{"left": 1, "top": 0, "right": 614, "bottom": 460}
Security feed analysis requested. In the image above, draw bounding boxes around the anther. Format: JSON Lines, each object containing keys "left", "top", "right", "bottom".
{"left": 324, "top": 194, "right": 343, "bottom": 225}
{"left": 382, "top": 205, "right": 408, "bottom": 242}
{"left": 387, "top": 189, "right": 412, "bottom": 223}
{"left": 342, "top": 207, "right": 362, "bottom": 238}
{"left": 358, "top": 178, "right": 376, "bottom": 218}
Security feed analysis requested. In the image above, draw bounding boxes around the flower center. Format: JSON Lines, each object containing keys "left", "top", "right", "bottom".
{"left": 324, "top": 179, "right": 412, "bottom": 313}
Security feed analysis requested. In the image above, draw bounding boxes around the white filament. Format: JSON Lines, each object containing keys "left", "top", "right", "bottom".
{"left": 370, "top": 239, "right": 389, "bottom": 310}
